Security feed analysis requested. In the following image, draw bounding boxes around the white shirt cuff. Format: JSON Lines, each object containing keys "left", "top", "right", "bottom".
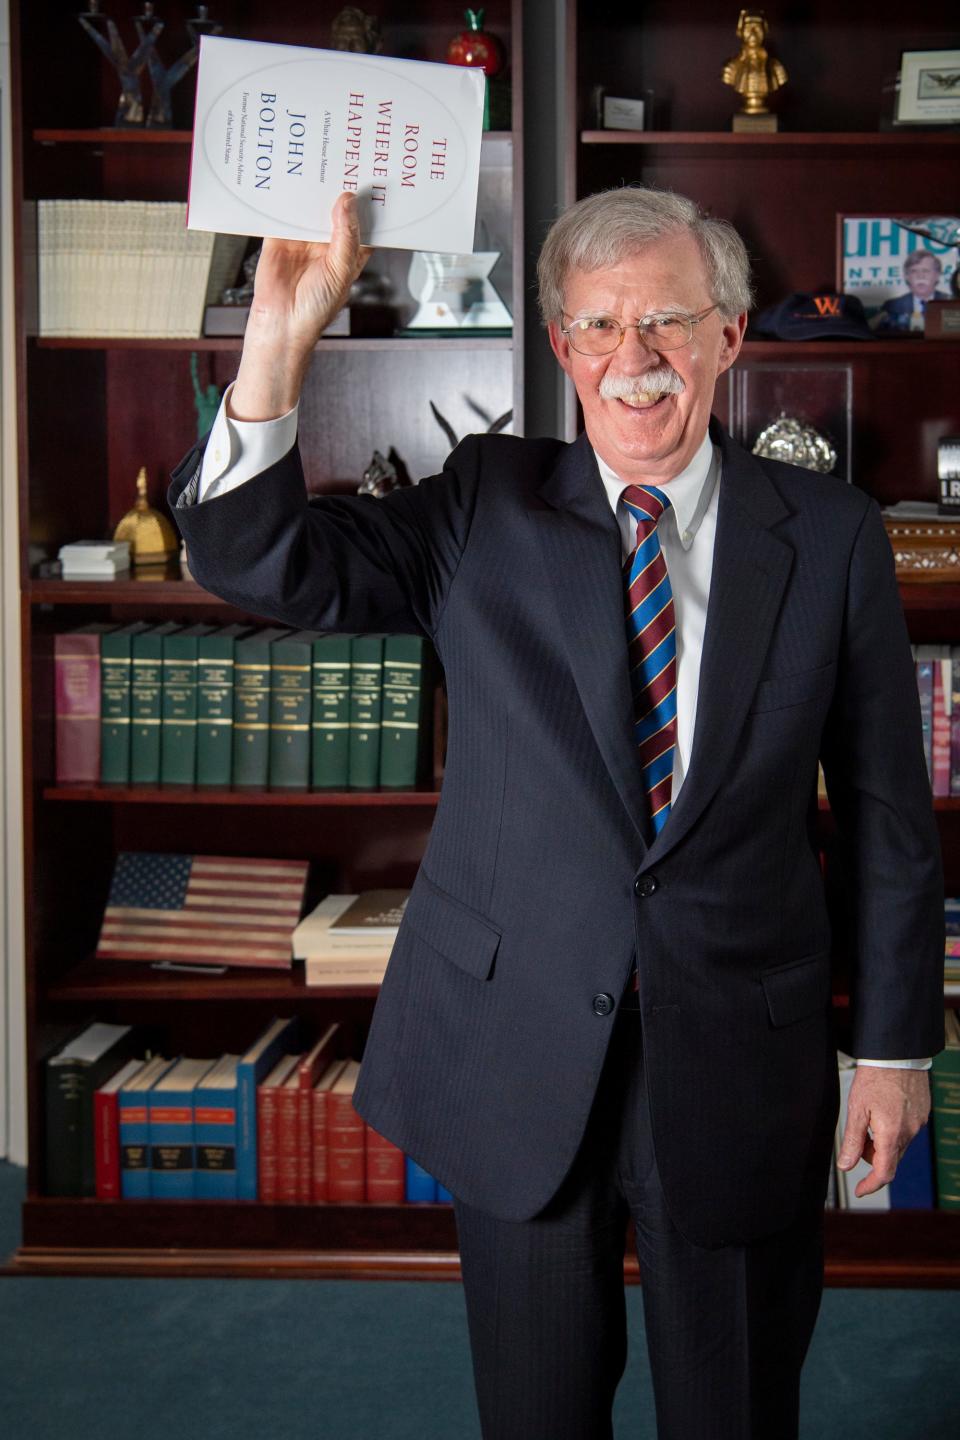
{"left": 196, "top": 382, "right": 300, "bottom": 502}
{"left": 855, "top": 1057, "right": 932, "bottom": 1070}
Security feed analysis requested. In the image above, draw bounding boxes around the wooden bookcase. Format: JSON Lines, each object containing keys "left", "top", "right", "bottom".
{"left": 9, "top": 0, "right": 521, "bottom": 1277}
{"left": 562, "top": 0, "right": 960, "bottom": 1287}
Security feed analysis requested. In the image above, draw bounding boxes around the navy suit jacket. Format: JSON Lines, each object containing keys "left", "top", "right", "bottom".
{"left": 169, "top": 418, "right": 944, "bottom": 1248}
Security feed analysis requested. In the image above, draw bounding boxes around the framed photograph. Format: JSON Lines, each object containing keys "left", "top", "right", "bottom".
{"left": 897, "top": 50, "right": 960, "bottom": 125}
{"left": 837, "top": 215, "right": 959, "bottom": 335}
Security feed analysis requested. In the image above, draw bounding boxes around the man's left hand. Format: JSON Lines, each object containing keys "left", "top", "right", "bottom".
{"left": 836, "top": 1067, "right": 931, "bottom": 1198}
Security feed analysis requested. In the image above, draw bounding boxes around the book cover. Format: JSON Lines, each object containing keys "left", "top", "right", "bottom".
{"left": 188, "top": 35, "right": 484, "bottom": 253}
{"left": 311, "top": 1058, "right": 348, "bottom": 1203}
{"left": 100, "top": 622, "right": 151, "bottom": 784}
{"left": 366, "top": 1124, "right": 405, "bottom": 1203}
{"left": 327, "top": 1059, "right": 365, "bottom": 1202}
{"left": 45, "top": 1021, "right": 138, "bottom": 1196}
{"left": 257, "top": 1052, "right": 300, "bottom": 1203}
{"left": 348, "top": 633, "right": 385, "bottom": 788}
{"left": 915, "top": 646, "right": 937, "bottom": 783}
{"left": 269, "top": 630, "right": 317, "bottom": 789}
{"left": 296, "top": 1023, "right": 340, "bottom": 1203}
{"left": 233, "top": 627, "right": 290, "bottom": 787}
{"left": 195, "top": 1053, "right": 241, "bottom": 1199}
{"left": 150, "top": 1057, "right": 216, "bottom": 1199}
{"left": 329, "top": 890, "right": 409, "bottom": 936}
{"left": 951, "top": 647, "right": 960, "bottom": 797}
{"left": 379, "top": 635, "right": 433, "bottom": 788}
{"left": 161, "top": 623, "right": 214, "bottom": 785}
{"left": 405, "top": 1155, "right": 438, "bottom": 1203}
{"left": 276, "top": 1062, "right": 304, "bottom": 1203}
{"left": 197, "top": 624, "right": 251, "bottom": 787}
{"left": 119, "top": 1055, "right": 176, "bottom": 1198}
{"left": 931, "top": 1009, "right": 960, "bottom": 1211}
{"left": 311, "top": 634, "right": 353, "bottom": 789}
{"left": 236, "top": 1016, "right": 301, "bottom": 1200}
{"left": 932, "top": 649, "right": 951, "bottom": 798}
{"left": 94, "top": 1056, "right": 145, "bottom": 1199}
{"left": 55, "top": 624, "right": 118, "bottom": 783}
{"left": 132, "top": 622, "right": 182, "bottom": 785}
{"left": 888, "top": 1124, "right": 935, "bottom": 1210}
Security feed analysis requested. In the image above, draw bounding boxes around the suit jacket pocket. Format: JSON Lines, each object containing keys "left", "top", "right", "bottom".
{"left": 748, "top": 662, "right": 836, "bottom": 715}
{"left": 760, "top": 951, "right": 831, "bottom": 1027}
{"left": 404, "top": 872, "right": 501, "bottom": 981}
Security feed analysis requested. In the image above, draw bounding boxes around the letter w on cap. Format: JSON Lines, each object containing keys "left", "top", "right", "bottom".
{"left": 813, "top": 295, "right": 842, "bottom": 317}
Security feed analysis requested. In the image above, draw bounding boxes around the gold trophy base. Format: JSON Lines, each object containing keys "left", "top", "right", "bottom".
{"left": 732, "top": 111, "right": 778, "bottom": 132}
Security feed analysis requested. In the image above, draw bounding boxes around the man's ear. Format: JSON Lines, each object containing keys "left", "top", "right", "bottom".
{"left": 716, "top": 312, "right": 747, "bottom": 377}
{"left": 547, "top": 320, "right": 574, "bottom": 378}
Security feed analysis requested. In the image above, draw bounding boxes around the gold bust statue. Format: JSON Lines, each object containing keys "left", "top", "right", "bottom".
{"left": 722, "top": 10, "right": 788, "bottom": 118}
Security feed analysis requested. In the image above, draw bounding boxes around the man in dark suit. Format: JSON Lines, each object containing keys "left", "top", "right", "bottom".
{"left": 170, "top": 187, "right": 944, "bottom": 1440}
{"left": 877, "top": 249, "right": 952, "bottom": 332}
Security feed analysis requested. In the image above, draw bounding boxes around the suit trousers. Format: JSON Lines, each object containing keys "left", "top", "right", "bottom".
{"left": 452, "top": 989, "right": 826, "bottom": 1440}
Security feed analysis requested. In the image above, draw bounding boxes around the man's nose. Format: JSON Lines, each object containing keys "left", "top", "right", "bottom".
{"left": 617, "top": 325, "right": 662, "bottom": 362}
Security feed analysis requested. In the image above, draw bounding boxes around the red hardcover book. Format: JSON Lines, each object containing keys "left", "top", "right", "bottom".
{"left": 366, "top": 1124, "right": 405, "bottom": 1203}
{"left": 94, "top": 1057, "right": 145, "bottom": 1199}
{"left": 55, "top": 624, "right": 117, "bottom": 782}
{"left": 257, "top": 1053, "right": 299, "bottom": 1202}
{"left": 311, "top": 1058, "right": 347, "bottom": 1202}
{"left": 276, "top": 1067, "right": 302, "bottom": 1203}
{"left": 296, "top": 1023, "right": 340, "bottom": 1203}
{"left": 933, "top": 654, "right": 952, "bottom": 798}
{"left": 327, "top": 1060, "right": 365, "bottom": 1203}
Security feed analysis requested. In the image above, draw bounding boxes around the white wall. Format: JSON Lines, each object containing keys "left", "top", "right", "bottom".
{"left": 0, "top": 0, "right": 27, "bottom": 1167}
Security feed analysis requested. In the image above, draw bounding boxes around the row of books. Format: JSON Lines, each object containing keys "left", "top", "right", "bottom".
{"left": 54, "top": 622, "right": 435, "bottom": 791}
{"left": 829, "top": 1014, "right": 959, "bottom": 1211}
{"left": 46, "top": 1016, "right": 450, "bottom": 1203}
{"left": 913, "top": 645, "right": 960, "bottom": 797}
{"left": 36, "top": 201, "right": 246, "bottom": 339}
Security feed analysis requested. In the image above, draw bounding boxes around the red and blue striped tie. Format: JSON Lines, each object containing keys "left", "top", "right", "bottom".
{"left": 621, "top": 484, "right": 677, "bottom": 837}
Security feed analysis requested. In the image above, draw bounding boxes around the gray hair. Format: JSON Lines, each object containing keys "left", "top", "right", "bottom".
{"left": 537, "top": 186, "right": 754, "bottom": 325}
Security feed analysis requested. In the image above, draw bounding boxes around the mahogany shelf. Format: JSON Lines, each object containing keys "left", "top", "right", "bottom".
{"left": 740, "top": 339, "right": 960, "bottom": 357}
{"left": 580, "top": 129, "right": 960, "bottom": 150}
{"left": 7, "top": 1201, "right": 958, "bottom": 1286}
{"left": 42, "top": 783, "right": 441, "bottom": 806}
{"left": 45, "top": 958, "right": 381, "bottom": 1003}
{"left": 33, "top": 335, "right": 514, "bottom": 353}
{"left": 28, "top": 577, "right": 233, "bottom": 605}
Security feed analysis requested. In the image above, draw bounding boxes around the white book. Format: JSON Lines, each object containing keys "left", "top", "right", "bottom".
{"left": 188, "top": 35, "right": 485, "bottom": 253}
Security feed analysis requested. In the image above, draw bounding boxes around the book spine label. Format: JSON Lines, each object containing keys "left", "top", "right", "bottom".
{"left": 120, "top": 1101, "right": 152, "bottom": 1198}
{"left": 349, "top": 637, "right": 384, "bottom": 789}
{"left": 269, "top": 648, "right": 312, "bottom": 789}
{"left": 195, "top": 1096, "right": 238, "bottom": 1200}
{"left": 379, "top": 639, "right": 425, "bottom": 788}
{"left": 100, "top": 645, "right": 132, "bottom": 784}
{"left": 161, "top": 651, "right": 199, "bottom": 785}
{"left": 312, "top": 644, "right": 351, "bottom": 788}
{"left": 233, "top": 656, "right": 271, "bottom": 786}
{"left": 197, "top": 650, "right": 235, "bottom": 787}
{"left": 55, "top": 638, "right": 101, "bottom": 783}
{"left": 131, "top": 651, "right": 163, "bottom": 784}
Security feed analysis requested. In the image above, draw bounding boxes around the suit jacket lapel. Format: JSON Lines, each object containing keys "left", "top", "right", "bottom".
{"left": 644, "top": 424, "right": 793, "bottom": 866}
{"left": 533, "top": 434, "right": 651, "bottom": 850}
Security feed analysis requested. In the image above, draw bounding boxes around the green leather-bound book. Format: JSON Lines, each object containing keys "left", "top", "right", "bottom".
{"left": 269, "top": 630, "right": 318, "bottom": 789}
{"left": 131, "top": 622, "right": 181, "bottom": 785}
{"left": 100, "top": 621, "right": 151, "bottom": 784}
{"left": 197, "top": 624, "right": 251, "bottom": 787}
{"left": 311, "top": 634, "right": 353, "bottom": 789}
{"left": 932, "top": 1009, "right": 960, "bottom": 1211}
{"left": 161, "top": 624, "right": 214, "bottom": 785}
{"left": 379, "top": 635, "right": 435, "bottom": 789}
{"left": 233, "top": 627, "right": 290, "bottom": 787}
{"left": 348, "top": 633, "right": 385, "bottom": 789}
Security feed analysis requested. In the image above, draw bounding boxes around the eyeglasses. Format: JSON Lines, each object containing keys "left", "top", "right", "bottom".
{"left": 560, "top": 305, "right": 719, "bottom": 356}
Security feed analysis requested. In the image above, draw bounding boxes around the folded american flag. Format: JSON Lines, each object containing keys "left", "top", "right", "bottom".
{"left": 96, "top": 853, "right": 308, "bottom": 969}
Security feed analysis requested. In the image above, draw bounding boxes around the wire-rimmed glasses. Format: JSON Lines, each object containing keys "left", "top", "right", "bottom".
{"left": 560, "top": 305, "right": 719, "bottom": 355}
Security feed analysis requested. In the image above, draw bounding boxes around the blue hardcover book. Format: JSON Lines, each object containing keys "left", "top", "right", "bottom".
{"left": 915, "top": 647, "right": 936, "bottom": 781}
{"left": 119, "top": 1055, "right": 175, "bottom": 1198}
{"left": 195, "top": 1054, "right": 240, "bottom": 1200}
{"left": 236, "top": 1017, "right": 300, "bottom": 1200}
{"left": 149, "top": 1058, "right": 215, "bottom": 1200}
{"left": 436, "top": 1182, "right": 454, "bottom": 1203}
{"left": 405, "top": 1155, "right": 438, "bottom": 1202}
{"left": 889, "top": 1124, "right": 935, "bottom": 1209}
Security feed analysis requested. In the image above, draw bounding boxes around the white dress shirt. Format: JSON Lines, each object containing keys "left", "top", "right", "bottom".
{"left": 191, "top": 389, "right": 932, "bottom": 1070}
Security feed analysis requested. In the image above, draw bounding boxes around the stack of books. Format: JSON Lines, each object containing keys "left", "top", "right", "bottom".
{"left": 37, "top": 200, "right": 247, "bottom": 339}
{"left": 54, "top": 623, "right": 437, "bottom": 789}
{"left": 58, "top": 540, "right": 130, "bottom": 578}
{"left": 294, "top": 891, "right": 408, "bottom": 987}
{"left": 945, "top": 899, "right": 960, "bottom": 997}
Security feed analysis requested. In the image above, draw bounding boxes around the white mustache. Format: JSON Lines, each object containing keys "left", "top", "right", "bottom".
{"left": 599, "top": 366, "right": 685, "bottom": 401}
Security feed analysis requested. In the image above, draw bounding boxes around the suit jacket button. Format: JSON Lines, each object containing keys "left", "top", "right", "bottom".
{"left": 634, "top": 874, "right": 658, "bottom": 897}
{"left": 592, "top": 993, "right": 615, "bottom": 1016}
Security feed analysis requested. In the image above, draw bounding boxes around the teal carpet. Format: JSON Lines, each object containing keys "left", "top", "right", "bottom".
{"left": 1, "top": 1162, "right": 956, "bottom": 1439}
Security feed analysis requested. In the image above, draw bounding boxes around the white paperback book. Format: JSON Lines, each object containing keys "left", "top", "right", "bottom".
{"left": 187, "top": 35, "right": 485, "bottom": 253}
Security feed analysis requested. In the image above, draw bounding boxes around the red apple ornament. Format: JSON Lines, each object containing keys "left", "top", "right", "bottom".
{"left": 446, "top": 8, "right": 504, "bottom": 78}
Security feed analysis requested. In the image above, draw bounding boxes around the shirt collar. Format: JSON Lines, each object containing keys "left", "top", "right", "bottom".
{"left": 594, "top": 428, "right": 718, "bottom": 551}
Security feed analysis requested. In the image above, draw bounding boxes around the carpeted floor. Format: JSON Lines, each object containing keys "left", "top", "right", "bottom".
{"left": 1, "top": 1161, "right": 956, "bottom": 1439}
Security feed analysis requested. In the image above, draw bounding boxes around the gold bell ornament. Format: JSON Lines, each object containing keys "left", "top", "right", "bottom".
{"left": 113, "top": 467, "right": 179, "bottom": 567}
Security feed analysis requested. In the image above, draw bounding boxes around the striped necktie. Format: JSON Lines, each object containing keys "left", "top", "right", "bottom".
{"left": 621, "top": 484, "right": 677, "bottom": 837}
